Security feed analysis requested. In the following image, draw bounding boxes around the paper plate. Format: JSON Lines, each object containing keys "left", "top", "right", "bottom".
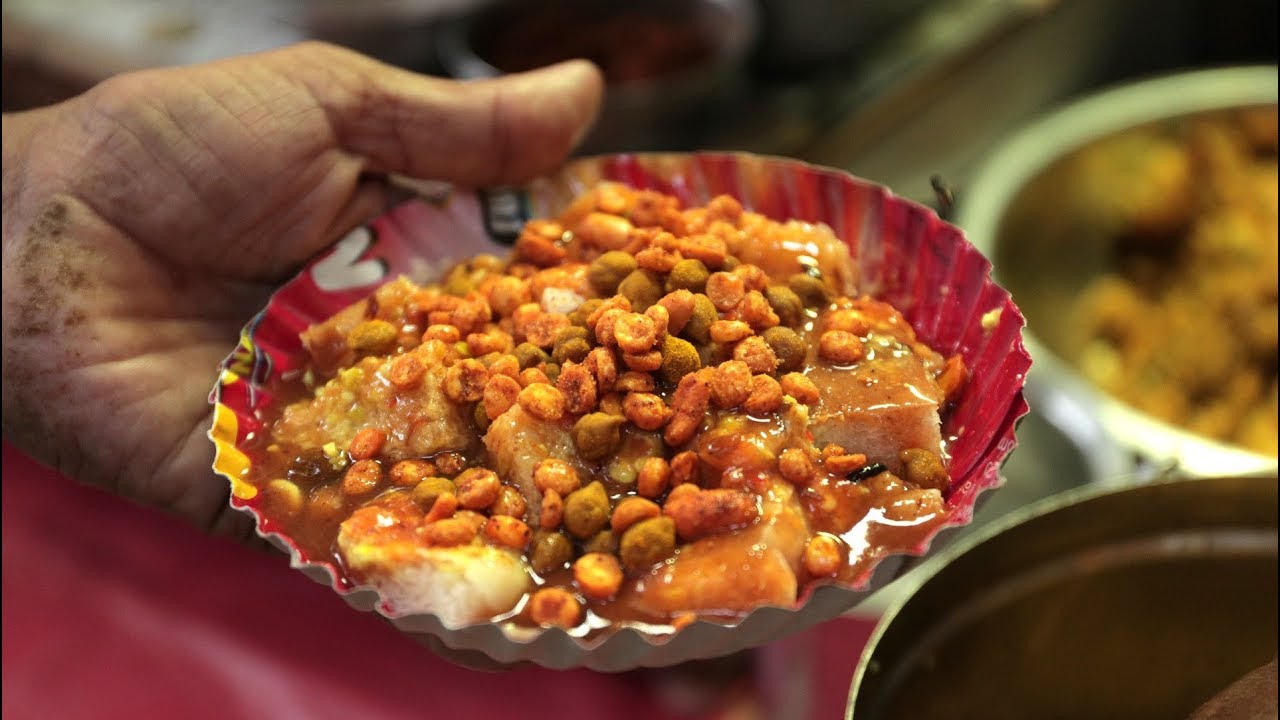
{"left": 209, "top": 152, "right": 1030, "bottom": 670}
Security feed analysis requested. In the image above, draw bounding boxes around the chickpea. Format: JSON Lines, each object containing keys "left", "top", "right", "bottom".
{"left": 576, "top": 212, "right": 633, "bottom": 250}
{"left": 455, "top": 468, "right": 501, "bottom": 510}
{"left": 584, "top": 346, "right": 618, "bottom": 393}
{"left": 780, "top": 372, "right": 821, "bottom": 404}
{"left": 443, "top": 358, "right": 489, "bottom": 403}
{"left": 434, "top": 451, "right": 467, "bottom": 476}
{"left": 519, "top": 367, "right": 552, "bottom": 387}
{"left": 563, "top": 481, "right": 611, "bottom": 539}
{"left": 554, "top": 335, "right": 591, "bottom": 365}
{"left": 663, "top": 487, "right": 759, "bottom": 541}
{"left": 611, "top": 497, "right": 662, "bottom": 534}
{"left": 743, "top": 374, "right": 784, "bottom": 415}
{"left": 937, "top": 354, "right": 969, "bottom": 403}
{"left": 622, "top": 350, "right": 662, "bottom": 373}
{"left": 467, "top": 329, "right": 511, "bottom": 357}
{"left": 423, "top": 491, "right": 459, "bottom": 523}
{"left": 788, "top": 273, "right": 829, "bottom": 307}
{"left": 483, "top": 515, "right": 533, "bottom": 551}
{"left": 422, "top": 517, "right": 479, "bottom": 547}
{"left": 819, "top": 330, "right": 866, "bottom": 364}
{"left": 411, "top": 476, "right": 457, "bottom": 509}
{"left": 762, "top": 326, "right": 807, "bottom": 373}
{"left": 514, "top": 228, "right": 566, "bottom": 267}
{"left": 572, "top": 413, "right": 626, "bottom": 461}
{"left": 622, "top": 392, "right": 672, "bottom": 431}
{"left": 517, "top": 383, "right": 567, "bottom": 421}
{"left": 824, "top": 308, "right": 871, "bottom": 336}
{"left": 885, "top": 489, "right": 945, "bottom": 522}
{"left": 669, "top": 451, "right": 700, "bottom": 487}
{"left": 778, "top": 448, "right": 816, "bottom": 486}
{"left": 513, "top": 342, "right": 550, "bottom": 370}
{"left": 619, "top": 516, "right": 677, "bottom": 574}
{"left": 615, "top": 371, "right": 656, "bottom": 393}
{"left": 705, "top": 272, "right": 746, "bottom": 312}
{"left": 556, "top": 361, "right": 598, "bottom": 415}
{"left": 583, "top": 529, "right": 619, "bottom": 555}
{"left": 734, "top": 290, "right": 780, "bottom": 331}
{"left": 423, "top": 324, "right": 462, "bottom": 344}
{"left": 347, "top": 319, "right": 398, "bottom": 354}
{"left": 528, "top": 587, "right": 582, "bottom": 628}
{"left": 710, "top": 360, "right": 752, "bottom": 409}
{"left": 659, "top": 335, "right": 702, "bottom": 385}
{"left": 825, "top": 451, "right": 868, "bottom": 476}
{"left": 483, "top": 373, "right": 522, "bottom": 421}
{"left": 588, "top": 251, "right": 639, "bottom": 295}
{"left": 899, "top": 448, "right": 950, "bottom": 491}
{"left": 637, "top": 457, "right": 672, "bottom": 499}
{"left": 644, "top": 303, "right": 670, "bottom": 339}
{"left": 389, "top": 459, "right": 435, "bottom": 487}
{"left": 657, "top": 289, "right": 697, "bottom": 336}
{"left": 307, "top": 484, "right": 347, "bottom": 525}
{"left": 733, "top": 263, "right": 768, "bottom": 292}
{"left": 540, "top": 488, "right": 565, "bottom": 530}
{"left": 261, "top": 479, "right": 304, "bottom": 519}
{"left": 387, "top": 353, "right": 427, "bottom": 389}
{"left": 491, "top": 485, "right": 528, "bottom": 519}
{"left": 635, "top": 246, "right": 680, "bottom": 273}
{"left": 573, "top": 552, "right": 625, "bottom": 600}
{"left": 529, "top": 530, "right": 574, "bottom": 574}
{"left": 533, "top": 458, "right": 582, "bottom": 496}
{"left": 803, "top": 534, "right": 844, "bottom": 577}
{"left": 665, "top": 258, "right": 710, "bottom": 294}
{"left": 341, "top": 460, "right": 383, "bottom": 496}
{"left": 614, "top": 312, "right": 659, "bottom": 354}
{"left": 618, "top": 269, "right": 664, "bottom": 312}
{"left": 764, "top": 285, "right": 805, "bottom": 327}
{"left": 663, "top": 411, "right": 702, "bottom": 447}
{"left": 681, "top": 294, "right": 719, "bottom": 345}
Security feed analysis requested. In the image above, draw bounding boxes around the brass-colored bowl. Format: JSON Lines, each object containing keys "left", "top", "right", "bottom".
{"left": 846, "top": 475, "right": 1278, "bottom": 719}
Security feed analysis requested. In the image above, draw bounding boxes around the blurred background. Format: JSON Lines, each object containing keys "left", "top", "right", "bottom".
{"left": 3, "top": 0, "right": 1275, "bottom": 199}
{"left": 3, "top": 2, "right": 1276, "bottom": 718}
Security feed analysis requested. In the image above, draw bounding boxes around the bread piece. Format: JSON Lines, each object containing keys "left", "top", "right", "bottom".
{"left": 337, "top": 492, "right": 529, "bottom": 625}
{"left": 806, "top": 332, "right": 946, "bottom": 475}
{"left": 277, "top": 339, "right": 471, "bottom": 460}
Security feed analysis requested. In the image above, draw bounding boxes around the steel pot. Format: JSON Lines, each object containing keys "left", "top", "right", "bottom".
{"left": 846, "top": 474, "right": 1278, "bottom": 719}
{"left": 954, "top": 66, "right": 1278, "bottom": 480}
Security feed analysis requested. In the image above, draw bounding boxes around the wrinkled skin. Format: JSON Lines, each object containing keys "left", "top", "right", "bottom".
{"left": 1, "top": 42, "right": 603, "bottom": 538}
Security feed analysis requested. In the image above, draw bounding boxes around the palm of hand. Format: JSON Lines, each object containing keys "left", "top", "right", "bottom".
{"left": 1, "top": 44, "right": 601, "bottom": 534}
{"left": 6, "top": 58, "right": 381, "bottom": 534}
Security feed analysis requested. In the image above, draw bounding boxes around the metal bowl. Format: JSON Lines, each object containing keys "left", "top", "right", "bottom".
{"left": 846, "top": 474, "right": 1279, "bottom": 719}
{"left": 955, "top": 66, "right": 1278, "bottom": 479}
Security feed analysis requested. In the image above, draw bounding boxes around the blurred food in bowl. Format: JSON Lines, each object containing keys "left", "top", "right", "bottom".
{"left": 436, "top": 0, "right": 757, "bottom": 153}
{"left": 1019, "top": 106, "right": 1277, "bottom": 455}
{"left": 956, "top": 67, "right": 1279, "bottom": 477}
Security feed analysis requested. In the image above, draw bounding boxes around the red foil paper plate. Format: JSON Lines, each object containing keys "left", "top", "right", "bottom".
{"left": 209, "top": 153, "right": 1031, "bottom": 670}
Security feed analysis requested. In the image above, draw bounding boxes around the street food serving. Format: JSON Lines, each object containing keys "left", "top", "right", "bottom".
{"left": 240, "top": 183, "right": 968, "bottom": 635}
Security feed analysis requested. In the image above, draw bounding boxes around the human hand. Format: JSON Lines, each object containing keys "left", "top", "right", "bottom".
{"left": 1, "top": 42, "right": 603, "bottom": 537}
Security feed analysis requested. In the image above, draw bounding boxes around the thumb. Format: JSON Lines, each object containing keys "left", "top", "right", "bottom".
{"left": 270, "top": 42, "right": 605, "bottom": 187}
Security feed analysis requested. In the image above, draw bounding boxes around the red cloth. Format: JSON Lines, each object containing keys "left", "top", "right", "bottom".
{"left": 2, "top": 442, "right": 874, "bottom": 719}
